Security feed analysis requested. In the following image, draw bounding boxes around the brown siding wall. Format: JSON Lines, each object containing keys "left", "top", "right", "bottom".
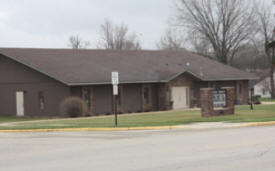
{"left": 70, "top": 87, "right": 82, "bottom": 97}
{"left": 151, "top": 84, "right": 159, "bottom": 111}
{"left": 0, "top": 55, "right": 70, "bottom": 117}
{"left": 74, "top": 83, "right": 158, "bottom": 115}
{"left": 93, "top": 85, "right": 113, "bottom": 115}
{"left": 123, "top": 84, "right": 142, "bottom": 113}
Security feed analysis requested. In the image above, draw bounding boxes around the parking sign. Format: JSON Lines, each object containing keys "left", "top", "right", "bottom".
{"left": 112, "top": 72, "right": 119, "bottom": 85}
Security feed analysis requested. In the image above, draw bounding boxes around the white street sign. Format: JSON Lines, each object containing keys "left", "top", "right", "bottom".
{"left": 113, "top": 85, "right": 118, "bottom": 96}
{"left": 112, "top": 72, "right": 119, "bottom": 85}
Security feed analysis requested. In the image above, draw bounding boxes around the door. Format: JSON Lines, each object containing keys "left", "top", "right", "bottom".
{"left": 171, "top": 87, "right": 189, "bottom": 109}
{"left": 16, "top": 91, "right": 24, "bottom": 117}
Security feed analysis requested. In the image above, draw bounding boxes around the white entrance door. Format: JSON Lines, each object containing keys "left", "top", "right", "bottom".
{"left": 171, "top": 87, "right": 189, "bottom": 109}
{"left": 16, "top": 91, "right": 24, "bottom": 117}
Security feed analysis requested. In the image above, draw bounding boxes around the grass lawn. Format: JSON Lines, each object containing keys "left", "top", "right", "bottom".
{"left": 1, "top": 104, "right": 275, "bottom": 130}
{"left": 0, "top": 116, "right": 41, "bottom": 124}
{"left": 261, "top": 98, "right": 275, "bottom": 102}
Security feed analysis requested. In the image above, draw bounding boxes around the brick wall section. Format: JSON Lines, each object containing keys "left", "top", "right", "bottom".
{"left": 242, "top": 81, "right": 249, "bottom": 104}
{"left": 224, "top": 87, "right": 235, "bottom": 115}
{"left": 235, "top": 80, "right": 249, "bottom": 104}
{"left": 200, "top": 87, "right": 235, "bottom": 117}
{"left": 157, "top": 84, "right": 169, "bottom": 110}
{"left": 200, "top": 88, "right": 214, "bottom": 116}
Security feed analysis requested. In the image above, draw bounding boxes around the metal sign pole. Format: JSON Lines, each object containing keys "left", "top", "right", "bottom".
{"left": 112, "top": 72, "right": 119, "bottom": 127}
{"left": 250, "top": 89, "right": 254, "bottom": 110}
{"left": 114, "top": 95, "right": 118, "bottom": 127}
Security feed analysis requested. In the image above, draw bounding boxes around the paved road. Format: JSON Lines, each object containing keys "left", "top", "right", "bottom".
{"left": 0, "top": 126, "right": 275, "bottom": 171}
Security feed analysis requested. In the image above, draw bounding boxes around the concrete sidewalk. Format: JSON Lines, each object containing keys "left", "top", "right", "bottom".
{"left": 1, "top": 121, "right": 275, "bottom": 133}
{"left": 261, "top": 102, "right": 275, "bottom": 105}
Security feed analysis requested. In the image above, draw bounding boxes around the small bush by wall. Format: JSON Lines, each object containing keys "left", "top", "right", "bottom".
{"left": 59, "top": 97, "right": 88, "bottom": 118}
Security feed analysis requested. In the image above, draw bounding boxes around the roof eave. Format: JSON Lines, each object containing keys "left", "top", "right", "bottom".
{"left": 203, "top": 77, "right": 259, "bottom": 81}
{"left": 68, "top": 75, "right": 258, "bottom": 86}
{"left": 68, "top": 80, "right": 162, "bottom": 86}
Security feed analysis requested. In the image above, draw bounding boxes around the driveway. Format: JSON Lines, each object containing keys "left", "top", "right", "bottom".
{"left": 0, "top": 126, "right": 275, "bottom": 171}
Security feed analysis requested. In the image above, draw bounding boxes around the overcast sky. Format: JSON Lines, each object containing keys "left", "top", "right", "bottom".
{"left": 0, "top": 0, "right": 174, "bottom": 49}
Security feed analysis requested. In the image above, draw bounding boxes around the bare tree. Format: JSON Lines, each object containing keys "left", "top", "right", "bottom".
{"left": 187, "top": 31, "right": 213, "bottom": 58}
{"left": 174, "top": 0, "right": 258, "bottom": 64}
{"left": 231, "top": 43, "right": 269, "bottom": 70}
{"left": 68, "top": 35, "right": 90, "bottom": 49}
{"left": 156, "top": 28, "right": 185, "bottom": 51}
{"left": 98, "top": 19, "right": 141, "bottom": 50}
{"left": 257, "top": 2, "right": 275, "bottom": 98}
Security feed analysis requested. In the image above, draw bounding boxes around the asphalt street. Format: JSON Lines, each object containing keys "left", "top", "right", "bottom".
{"left": 0, "top": 126, "right": 275, "bottom": 171}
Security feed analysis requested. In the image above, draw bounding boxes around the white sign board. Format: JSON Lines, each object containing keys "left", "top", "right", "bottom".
{"left": 213, "top": 90, "right": 227, "bottom": 108}
{"left": 113, "top": 85, "right": 118, "bottom": 96}
{"left": 112, "top": 72, "right": 119, "bottom": 96}
{"left": 112, "top": 72, "right": 119, "bottom": 85}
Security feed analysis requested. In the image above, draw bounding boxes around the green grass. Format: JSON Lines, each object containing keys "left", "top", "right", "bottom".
{"left": 1, "top": 104, "right": 275, "bottom": 130}
{"left": 260, "top": 98, "right": 275, "bottom": 102}
{"left": 0, "top": 116, "right": 41, "bottom": 124}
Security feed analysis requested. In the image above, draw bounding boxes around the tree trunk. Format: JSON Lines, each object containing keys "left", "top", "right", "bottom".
{"left": 270, "top": 65, "right": 275, "bottom": 99}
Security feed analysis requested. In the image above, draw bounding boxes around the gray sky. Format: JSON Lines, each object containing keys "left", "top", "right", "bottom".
{"left": 0, "top": 0, "right": 173, "bottom": 49}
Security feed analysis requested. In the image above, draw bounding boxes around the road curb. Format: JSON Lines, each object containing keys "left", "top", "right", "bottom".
{"left": 0, "top": 125, "right": 188, "bottom": 133}
{"left": 0, "top": 121, "right": 275, "bottom": 133}
{"left": 238, "top": 121, "right": 275, "bottom": 128}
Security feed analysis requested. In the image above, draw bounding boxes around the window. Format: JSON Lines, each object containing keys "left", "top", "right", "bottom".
{"left": 144, "top": 87, "right": 150, "bottom": 105}
{"left": 38, "top": 92, "right": 45, "bottom": 110}
{"left": 83, "top": 88, "right": 91, "bottom": 108}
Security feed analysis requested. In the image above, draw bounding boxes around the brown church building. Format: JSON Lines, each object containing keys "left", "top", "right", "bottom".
{"left": 0, "top": 48, "right": 256, "bottom": 117}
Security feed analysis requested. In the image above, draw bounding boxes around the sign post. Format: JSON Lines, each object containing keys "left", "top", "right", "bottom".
{"left": 112, "top": 72, "right": 119, "bottom": 127}
{"left": 250, "top": 88, "right": 254, "bottom": 110}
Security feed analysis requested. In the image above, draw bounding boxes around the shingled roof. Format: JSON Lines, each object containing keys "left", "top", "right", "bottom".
{"left": 0, "top": 48, "right": 256, "bottom": 86}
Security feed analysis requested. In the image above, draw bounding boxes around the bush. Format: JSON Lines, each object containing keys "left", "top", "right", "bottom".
{"left": 260, "top": 97, "right": 275, "bottom": 102}
{"left": 251, "top": 95, "right": 261, "bottom": 104}
{"left": 59, "top": 97, "right": 88, "bottom": 117}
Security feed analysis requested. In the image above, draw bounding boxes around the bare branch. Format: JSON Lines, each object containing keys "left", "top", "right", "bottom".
{"left": 156, "top": 28, "right": 185, "bottom": 51}
{"left": 68, "top": 34, "right": 90, "bottom": 49}
{"left": 174, "top": 0, "right": 258, "bottom": 64}
{"left": 98, "top": 19, "right": 141, "bottom": 50}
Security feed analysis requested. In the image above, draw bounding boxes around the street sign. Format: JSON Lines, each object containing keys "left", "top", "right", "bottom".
{"left": 113, "top": 85, "right": 118, "bottom": 96}
{"left": 112, "top": 72, "right": 119, "bottom": 85}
